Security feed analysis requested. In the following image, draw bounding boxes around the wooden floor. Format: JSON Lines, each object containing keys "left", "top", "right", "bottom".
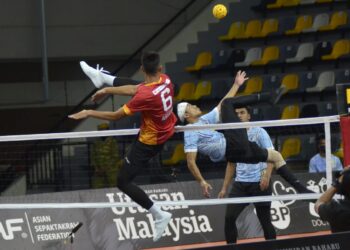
{"left": 145, "top": 231, "right": 331, "bottom": 250}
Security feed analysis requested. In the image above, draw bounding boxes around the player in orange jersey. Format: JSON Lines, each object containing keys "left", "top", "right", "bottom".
{"left": 69, "top": 51, "right": 176, "bottom": 242}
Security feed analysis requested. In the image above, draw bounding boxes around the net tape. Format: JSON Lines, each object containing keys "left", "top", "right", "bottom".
{"left": 0, "top": 193, "right": 339, "bottom": 209}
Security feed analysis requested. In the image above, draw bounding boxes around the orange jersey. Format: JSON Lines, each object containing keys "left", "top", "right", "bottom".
{"left": 123, "top": 74, "right": 177, "bottom": 145}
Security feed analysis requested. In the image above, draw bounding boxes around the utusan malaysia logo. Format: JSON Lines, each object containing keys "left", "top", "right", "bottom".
{"left": 106, "top": 188, "right": 213, "bottom": 241}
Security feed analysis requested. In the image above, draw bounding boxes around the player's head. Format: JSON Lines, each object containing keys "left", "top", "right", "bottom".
{"left": 234, "top": 105, "right": 251, "bottom": 122}
{"left": 177, "top": 102, "right": 202, "bottom": 124}
{"left": 316, "top": 135, "right": 326, "bottom": 154}
{"left": 141, "top": 51, "right": 161, "bottom": 76}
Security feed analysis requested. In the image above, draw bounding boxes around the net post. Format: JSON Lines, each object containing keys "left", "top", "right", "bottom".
{"left": 324, "top": 121, "right": 332, "bottom": 187}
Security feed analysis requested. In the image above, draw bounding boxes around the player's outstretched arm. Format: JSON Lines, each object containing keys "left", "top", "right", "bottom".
{"left": 217, "top": 70, "right": 249, "bottom": 111}
{"left": 186, "top": 152, "right": 213, "bottom": 198}
{"left": 69, "top": 107, "right": 127, "bottom": 121}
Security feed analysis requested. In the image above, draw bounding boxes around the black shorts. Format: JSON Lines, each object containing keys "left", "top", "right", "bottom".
{"left": 224, "top": 129, "right": 268, "bottom": 164}
{"left": 229, "top": 182, "right": 272, "bottom": 207}
{"left": 121, "top": 140, "right": 164, "bottom": 181}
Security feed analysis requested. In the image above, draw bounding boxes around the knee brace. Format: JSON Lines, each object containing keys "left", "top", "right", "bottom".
{"left": 267, "top": 149, "right": 286, "bottom": 169}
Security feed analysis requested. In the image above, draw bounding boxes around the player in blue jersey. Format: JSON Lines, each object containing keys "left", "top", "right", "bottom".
{"left": 177, "top": 70, "right": 310, "bottom": 198}
{"left": 218, "top": 105, "right": 276, "bottom": 243}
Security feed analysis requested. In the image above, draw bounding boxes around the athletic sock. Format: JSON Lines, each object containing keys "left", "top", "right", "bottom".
{"left": 276, "top": 165, "right": 313, "bottom": 193}
{"left": 102, "top": 73, "right": 115, "bottom": 86}
{"left": 149, "top": 204, "right": 164, "bottom": 220}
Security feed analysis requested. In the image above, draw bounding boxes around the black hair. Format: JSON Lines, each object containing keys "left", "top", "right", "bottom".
{"left": 337, "top": 169, "right": 350, "bottom": 198}
{"left": 234, "top": 105, "right": 252, "bottom": 115}
{"left": 316, "top": 135, "right": 325, "bottom": 145}
{"left": 141, "top": 51, "right": 160, "bottom": 75}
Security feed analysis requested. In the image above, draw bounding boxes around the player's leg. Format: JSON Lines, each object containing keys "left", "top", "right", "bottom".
{"left": 221, "top": 93, "right": 284, "bottom": 159}
{"left": 221, "top": 88, "right": 286, "bottom": 120}
{"left": 80, "top": 61, "right": 140, "bottom": 88}
{"left": 235, "top": 142, "right": 312, "bottom": 193}
{"left": 266, "top": 149, "right": 312, "bottom": 193}
{"left": 252, "top": 183, "right": 276, "bottom": 240}
{"left": 224, "top": 182, "right": 249, "bottom": 243}
{"left": 256, "top": 204, "right": 276, "bottom": 240}
{"left": 116, "top": 140, "right": 171, "bottom": 241}
{"left": 80, "top": 61, "right": 115, "bottom": 88}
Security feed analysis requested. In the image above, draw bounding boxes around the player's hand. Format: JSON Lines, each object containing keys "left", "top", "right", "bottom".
{"left": 91, "top": 89, "right": 108, "bottom": 102}
{"left": 68, "top": 110, "right": 89, "bottom": 120}
{"left": 233, "top": 70, "right": 249, "bottom": 87}
{"left": 218, "top": 189, "right": 227, "bottom": 198}
{"left": 200, "top": 180, "right": 213, "bottom": 198}
{"left": 260, "top": 170, "right": 270, "bottom": 191}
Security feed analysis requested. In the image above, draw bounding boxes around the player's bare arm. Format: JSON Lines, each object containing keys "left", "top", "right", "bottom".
{"left": 217, "top": 70, "right": 249, "bottom": 112}
{"left": 69, "top": 107, "right": 127, "bottom": 121}
{"left": 186, "top": 152, "right": 213, "bottom": 198}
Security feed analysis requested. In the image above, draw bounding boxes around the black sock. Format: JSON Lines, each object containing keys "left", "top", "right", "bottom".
{"left": 113, "top": 77, "right": 141, "bottom": 86}
{"left": 276, "top": 165, "right": 312, "bottom": 193}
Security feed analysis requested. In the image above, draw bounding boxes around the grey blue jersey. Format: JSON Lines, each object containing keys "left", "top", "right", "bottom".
{"left": 184, "top": 108, "right": 226, "bottom": 162}
{"left": 235, "top": 127, "right": 274, "bottom": 182}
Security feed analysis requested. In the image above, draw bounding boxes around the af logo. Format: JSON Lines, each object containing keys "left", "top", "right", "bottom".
{"left": 0, "top": 218, "right": 25, "bottom": 240}
{"left": 270, "top": 181, "right": 297, "bottom": 229}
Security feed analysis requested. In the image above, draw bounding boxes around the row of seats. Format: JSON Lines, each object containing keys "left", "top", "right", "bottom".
{"left": 250, "top": 102, "right": 338, "bottom": 120}
{"left": 219, "top": 11, "right": 348, "bottom": 41}
{"left": 185, "top": 39, "right": 350, "bottom": 72}
{"left": 175, "top": 81, "right": 212, "bottom": 101}
{"left": 277, "top": 135, "right": 343, "bottom": 161}
{"left": 264, "top": 0, "right": 347, "bottom": 10}
{"left": 240, "top": 69, "right": 349, "bottom": 94}
{"left": 176, "top": 69, "right": 349, "bottom": 101}
{"left": 235, "top": 39, "right": 350, "bottom": 66}
{"left": 286, "top": 12, "right": 348, "bottom": 34}
{"left": 162, "top": 134, "right": 343, "bottom": 166}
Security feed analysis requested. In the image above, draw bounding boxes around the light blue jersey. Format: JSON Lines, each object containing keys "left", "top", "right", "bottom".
{"left": 184, "top": 108, "right": 226, "bottom": 162}
{"left": 309, "top": 154, "right": 343, "bottom": 173}
{"left": 235, "top": 127, "right": 274, "bottom": 182}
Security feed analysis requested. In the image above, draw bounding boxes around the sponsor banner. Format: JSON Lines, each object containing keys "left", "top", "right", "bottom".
{"left": 0, "top": 173, "right": 330, "bottom": 249}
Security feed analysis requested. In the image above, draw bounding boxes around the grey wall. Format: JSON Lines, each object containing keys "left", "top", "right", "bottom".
{"left": 0, "top": 0, "right": 196, "bottom": 59}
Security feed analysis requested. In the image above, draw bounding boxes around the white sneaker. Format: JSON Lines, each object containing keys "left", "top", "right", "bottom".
{"left": 153, "top": 211, "right": 172, "bottom": 242}
{"left": 80, "top": 61, "right": 111, "bottom": 88}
